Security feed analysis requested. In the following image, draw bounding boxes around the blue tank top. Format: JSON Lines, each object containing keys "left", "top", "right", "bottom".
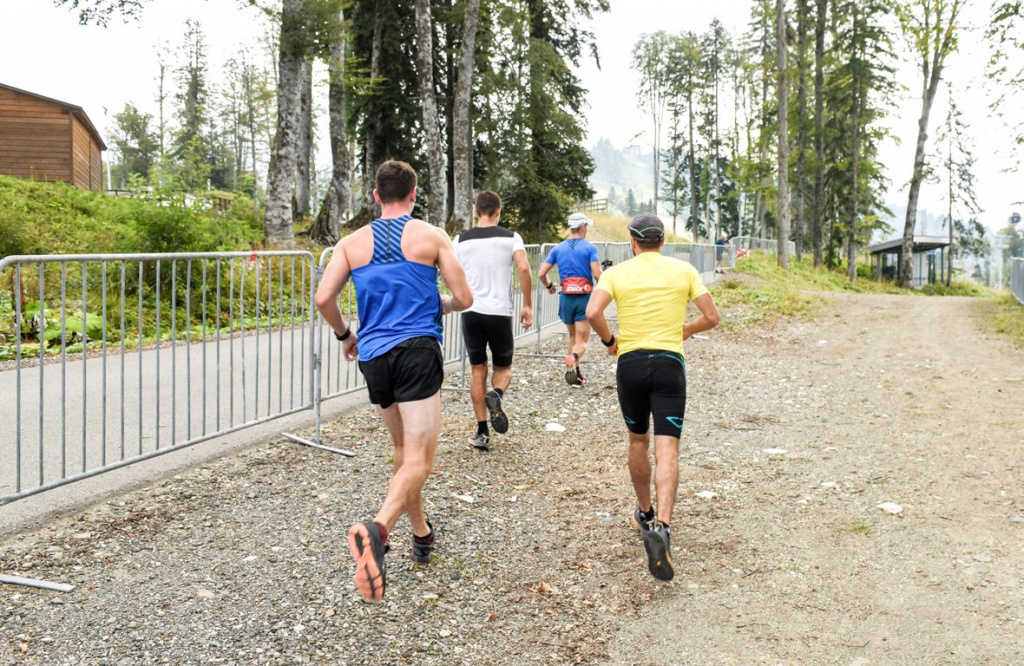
{"left": 351, "top": 215, "right": 443, "bottom": 361}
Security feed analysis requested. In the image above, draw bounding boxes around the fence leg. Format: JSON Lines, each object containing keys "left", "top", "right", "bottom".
{"left": 536, "top": 279, "right": 543, "bottom": 354}
{"left": 281, "top": 265, "right": 354, "bottom": 457}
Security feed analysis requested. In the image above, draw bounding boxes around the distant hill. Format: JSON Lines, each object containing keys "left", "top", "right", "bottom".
{"left": 588, "top": 138, "right": 655, "bottom": 210}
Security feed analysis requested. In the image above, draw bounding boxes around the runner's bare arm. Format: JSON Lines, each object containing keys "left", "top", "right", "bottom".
{"left": 513, "top": 249, "right": 534, "bottom": 329}
{"left": 683, "top": 293, "right": 721, "bottom": 341}
{"left": 585, "top": 289, "right": 617, "bottom": 356}
{"left": 590, "top": 260, "right": 602, "bottom": 282}
{"left": 537, "top": 262, "right": 557, "bottom": 294}
{"left": 435, "top": 227, "right": 473, "bottom": 313}
{"left": 315, "top": 240, "right": 359, "bottom": 360}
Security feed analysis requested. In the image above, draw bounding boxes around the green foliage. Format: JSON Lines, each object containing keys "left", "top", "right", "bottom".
{"left": 714, "top": 251, "right": 909, "bottom": 327}
{"left": 0, "top": 175, "right": 261, "bottom": 256}
{"left": 470, "top": 0, "right": 604, "bottom": 243}
{"left": 110, "top": 103, "right": 159, "bottom": 189}
{"left": 976, "top": 291, "right": 1024, "bottom": 348}
{"left": 20, "top": 301, "right": 105, "bottom": 344}
{"left": 54, "top": 0, "right": 146, "bottom": 26}
{"left": 0, "top": 176, "right": 135, "bottom": 255}
{"left": 919, "top": 279, "right": 984, "bottom": 297}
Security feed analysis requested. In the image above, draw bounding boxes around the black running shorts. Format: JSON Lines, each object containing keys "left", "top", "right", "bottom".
{"left": 615, "top": 349, "right": 687, "bottom": 438}
{"left": 461, "top": 311, "right": 514, "bottom": 367}
{"left": 358, "top": 336, "right": 444, "bottom": 408}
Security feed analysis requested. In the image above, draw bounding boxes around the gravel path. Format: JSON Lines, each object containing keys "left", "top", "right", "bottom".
{"left": 2, "top": 292, "right": 1023, "bottom": 665}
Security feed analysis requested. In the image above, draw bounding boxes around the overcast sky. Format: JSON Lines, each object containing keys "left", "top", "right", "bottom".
{"left": 1, "top": 0, "right": 1021, "bottom": 233}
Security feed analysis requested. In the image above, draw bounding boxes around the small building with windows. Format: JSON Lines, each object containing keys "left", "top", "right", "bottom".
{"left": 865, "top": 235, "right": 952, "bottom": 287}
{"left": 0, "top": 83, "right": 106, "bottom": 190}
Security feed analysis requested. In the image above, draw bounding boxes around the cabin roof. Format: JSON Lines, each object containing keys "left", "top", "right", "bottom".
{"left": 0, "top": 82, "right": 107, "bottom": 150}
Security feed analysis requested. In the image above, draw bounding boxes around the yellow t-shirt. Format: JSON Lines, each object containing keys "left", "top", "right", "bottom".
{"left": 594, "top": 251, "right": 709, "bottom": 357}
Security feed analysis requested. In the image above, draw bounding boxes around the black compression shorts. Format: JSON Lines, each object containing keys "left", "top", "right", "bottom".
{"left": 615, "top": 349, "right": 687, "bottom": 438}
{"left": 461, "top": 311, "right": 514, "bottom": 367}
{"left": 358, "top": 336, "right": 444, "bottom": 408}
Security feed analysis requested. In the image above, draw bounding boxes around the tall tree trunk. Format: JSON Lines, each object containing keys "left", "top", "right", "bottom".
{"left": 264, "top": 0, "right": 303, "bottom": 248}
{"left": 156, "top": 48, "right": 168, "bottom": 158}
{"left": 687, "top": 91, "right": 698, "bottom": 241}
{"left": 364, "top": 4, "right": 382, "bottom": 213}
{"left": 452, "top": 0, "right": 481, "bottom": 231}
{"left": 794, "top": 0, "right": 808, "bottom": 262}
{"left": 245, "top": 55, "right": 260, "bottom": 224}
{"left": 847, "top": 8, "right": 860, "bottom": 283}
{"left": 900, "top": 0, "right": 963, "bottom": 287}
{"left": 901, "top": 64, "right": 945, "bottom": 287}
{"left": 311, "top": 5, "right": 349, "bottom": 246}
{"left": 444, "top": 11, "right": 457, "bottom": 224}
{"left": 776, "top": 0, "right": 790, "bottom": 268}
{"left": 758, "top": 0, "right": 771, "bottom": 241}
{"left": 652, "top": 104, "right": 661, "bottom": 215}
{"left": 294, "top": 56, "right": 313, "bottom": 224}
{"left": 414, "top": 0, "right": 448, "bottom": 227}
{"left": 900, "top": 76, "right": 942, "bottom": 287}
{"left": 812, "top": 0, "right": 826, "bottom": 266}
{"left": 713, "top": 62, "right": 721, "bottom": 240}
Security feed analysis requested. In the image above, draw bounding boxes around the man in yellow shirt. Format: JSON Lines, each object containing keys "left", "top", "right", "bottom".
{"left": 586, "top": 213, "right": 720, "bottom": 581}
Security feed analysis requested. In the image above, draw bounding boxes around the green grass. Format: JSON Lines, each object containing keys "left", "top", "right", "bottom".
{"left": 715, "top": 251, "right": 1024, "bottom": 350}
{"left": 0, "top": 175, "right": 262, "bottom": 257}
{"left": 590, "top": 211, "right": 693, "bottom": 243}
{"left": 711, "top": 252, "right": 907, "bottom": 328}
{"left": 0, "top": 175, "right": 281, "bottom": 361}
{"left": 976, "top": 292, "right": 1024, "bottom": 348}
{"left": 850, "top": 519, "right": 874, "bottom": 536}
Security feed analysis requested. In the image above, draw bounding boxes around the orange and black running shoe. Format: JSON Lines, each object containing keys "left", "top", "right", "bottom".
{"left": 348, "top": 521, "right": 387, "bottom": 602}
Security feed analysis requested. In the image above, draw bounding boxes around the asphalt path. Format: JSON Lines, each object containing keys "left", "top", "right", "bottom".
{"left": 0, "top": 306, "right": 565, "bottom": 537}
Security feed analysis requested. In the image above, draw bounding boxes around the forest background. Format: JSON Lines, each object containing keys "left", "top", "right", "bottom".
{"left": 1, "top": 0, "right": 1024, "bottom": 287}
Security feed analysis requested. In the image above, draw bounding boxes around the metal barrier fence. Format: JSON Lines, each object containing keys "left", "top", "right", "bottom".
{"left": 0, "top": 240, "right": 722, "bottom": 504}
{"left": 583, "top": 241, "right": 729, "bottom": 276}
{"left": 1012, "top": 258, "right": 1024, "bottom": 305}
{"left": 731, "top": 235, "right": 797, "bottom": 258}
{"left": 0, "top": 251, "right": 317, "bottom": 504}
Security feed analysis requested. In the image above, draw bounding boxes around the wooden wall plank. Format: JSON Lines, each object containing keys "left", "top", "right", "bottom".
{"left": 0, "top": 86, "right": 100, "bottom": 187}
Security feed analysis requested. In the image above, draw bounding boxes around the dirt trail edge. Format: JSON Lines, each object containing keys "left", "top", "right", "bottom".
{"left": 1, "top": 293, "right": 1022, "bottom": 666}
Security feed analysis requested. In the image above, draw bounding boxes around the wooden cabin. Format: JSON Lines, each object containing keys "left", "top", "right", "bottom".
{"left": 0, "top": 83, "right": 106, "bottom": 190}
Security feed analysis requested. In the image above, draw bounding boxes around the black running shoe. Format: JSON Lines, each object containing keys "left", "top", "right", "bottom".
{"left": 569, "top": 374, "right": 585, "bottom": 388}
{"left": 485, "top": 390, "right": 509, "bottom": 434}
{"left": 411, "top": 520, "right": 435, "bottom": 564}
{"left": 565, "top": 367, "right": 577, "bottom": 385}
{"left": 642, "top": 521, "right": 674, "bottom": 581}
{"left": 631, "top": 506, "right": 654, "bottom": 532}
{"left": 347, "top": 521, "right": 387, "bottom": 602}
{"left": 468, "top": 432, "right": 491, "bottom": 451}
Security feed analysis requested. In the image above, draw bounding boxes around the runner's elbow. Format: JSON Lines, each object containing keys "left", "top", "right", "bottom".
{"left": 453, "top": 290, "right": 474, "bottom": 312}
{"left": 314, "top": 287, "right": 336, "bottom": 312}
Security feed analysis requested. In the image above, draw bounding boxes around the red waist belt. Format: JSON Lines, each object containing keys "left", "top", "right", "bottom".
{"left": 560, "top": 277, "right": 592, "bottom": 294}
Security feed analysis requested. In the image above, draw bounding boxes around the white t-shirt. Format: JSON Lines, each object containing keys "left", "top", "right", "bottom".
{"left": 452, "top": 225, "right": 526, "bottom": 316}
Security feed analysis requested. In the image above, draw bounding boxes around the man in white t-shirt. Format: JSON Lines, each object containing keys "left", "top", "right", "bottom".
{"left": 452, "top": 191, "right": 534, "bottom": 451}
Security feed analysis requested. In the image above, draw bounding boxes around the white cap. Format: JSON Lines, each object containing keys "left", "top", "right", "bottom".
{"left": 567, "top": 213, "right": 592, "bottom": 229}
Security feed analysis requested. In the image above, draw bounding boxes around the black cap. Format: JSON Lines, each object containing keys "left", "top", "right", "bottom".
{"left": 628, "top": 213, "right": 665, "bottom": 244}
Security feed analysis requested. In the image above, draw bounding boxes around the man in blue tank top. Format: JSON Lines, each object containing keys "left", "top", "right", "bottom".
{"left": 537, "top": 213, "right": 602, "bottom": 387}
{"left": 315, "top": 160, "right": 474, "bottom": 603}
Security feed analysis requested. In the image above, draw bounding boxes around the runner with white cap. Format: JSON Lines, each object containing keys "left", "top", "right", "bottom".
{"left": 537, "top": 212, "right": 602, "bottom": 387}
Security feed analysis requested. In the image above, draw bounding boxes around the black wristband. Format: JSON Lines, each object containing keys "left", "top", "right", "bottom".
{"left": 601, "top": 334, "right": 616, "bottom": 348}
{"left": 335, "top": 327, "right": 351, "bottom": 342}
